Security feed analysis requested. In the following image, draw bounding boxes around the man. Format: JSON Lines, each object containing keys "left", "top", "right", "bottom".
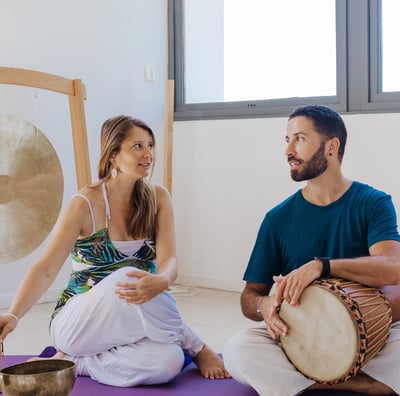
{"left": 223, "top": 105, "right": 400, "bottom": 395}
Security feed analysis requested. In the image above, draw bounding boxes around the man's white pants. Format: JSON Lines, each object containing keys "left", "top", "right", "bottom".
{"left": 223, "top": 322, "right": 400, "bottom": 396}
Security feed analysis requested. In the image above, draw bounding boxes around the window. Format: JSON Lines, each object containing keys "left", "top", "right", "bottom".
{"left": 186, "top": 0, "right": 337, "bottom": 103}
{"left": 169, "top": 0, "right": 400, "bottom": 120}
{"left": 380, "top": 0, "right": 400, "bottom": 92}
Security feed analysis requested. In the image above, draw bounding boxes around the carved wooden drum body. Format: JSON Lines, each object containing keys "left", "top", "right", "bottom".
{"left": 278, "top": 278, "right": 392, "bottom": 384}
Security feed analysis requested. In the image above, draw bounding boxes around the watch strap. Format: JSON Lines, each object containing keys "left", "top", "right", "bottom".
{"left": 315, "top": 256, "right": 331, "bottom": 278}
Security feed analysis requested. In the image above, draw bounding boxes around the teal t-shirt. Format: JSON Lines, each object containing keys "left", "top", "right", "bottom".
{"left": 244, "top": 181, "right": 400, "bottom": 284}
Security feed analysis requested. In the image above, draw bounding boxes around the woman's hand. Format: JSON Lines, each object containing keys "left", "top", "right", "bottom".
{"left": 115, "top": 270, "right": 169, "bottom": 304}
{"left": 0, "top": 313, "right": 18, "bottom": 343}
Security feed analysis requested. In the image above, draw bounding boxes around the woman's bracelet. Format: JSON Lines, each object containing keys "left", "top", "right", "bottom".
{"left": 3, "top": 313, "right": 19, "bottom": 323}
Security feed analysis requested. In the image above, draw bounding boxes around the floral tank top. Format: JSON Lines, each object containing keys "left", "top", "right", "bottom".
{"left": 51, "top": 183, "right": 156, "bottom": 319}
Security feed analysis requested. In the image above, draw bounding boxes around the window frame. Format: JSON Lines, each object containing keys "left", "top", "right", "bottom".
{"left": 367, "top": 0, "right": 400, "bottom": 110}
{"left": 169, "top": 0, "right": 400, "bottom": 121}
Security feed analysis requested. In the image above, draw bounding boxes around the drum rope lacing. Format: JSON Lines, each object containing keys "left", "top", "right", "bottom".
{"left": 314, "top": 278, "right": 392, "bottom": 384}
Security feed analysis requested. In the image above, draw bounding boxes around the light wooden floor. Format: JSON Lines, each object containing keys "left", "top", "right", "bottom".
{"left": 1, "top": 286, "right": 253, "bottom": 356}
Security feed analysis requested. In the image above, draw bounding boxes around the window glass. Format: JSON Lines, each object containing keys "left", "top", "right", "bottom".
{"left": 381, "top": 0, "right": 400, "bottom": 92}
{"left": 184, "top": 0, "right": 336, "bottom": 104}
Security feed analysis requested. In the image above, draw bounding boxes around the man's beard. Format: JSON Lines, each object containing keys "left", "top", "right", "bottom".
{"left": 290, "top": 142, "right": 328, "bottom": 182}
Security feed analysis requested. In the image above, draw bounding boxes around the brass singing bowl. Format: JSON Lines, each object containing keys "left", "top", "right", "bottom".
{"left": 0, "top": 359, "right": 76, "bottom": 396}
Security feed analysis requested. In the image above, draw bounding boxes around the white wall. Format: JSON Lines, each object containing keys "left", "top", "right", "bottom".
{"left": 0, "top": 0, "right": 168, "bottom": 308}
{"left": 1, "top": 0, "right": 399, "bottom": 310}
{"left": 173, "top": 112, "right": 400, "bottom": 292}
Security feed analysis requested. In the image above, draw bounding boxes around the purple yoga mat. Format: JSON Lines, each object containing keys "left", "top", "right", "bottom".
{"left": 1, "top": 355, "right": 257, "bottom": 396}
{"left": 1, "top": 355, "right": 376, "bottom": 395}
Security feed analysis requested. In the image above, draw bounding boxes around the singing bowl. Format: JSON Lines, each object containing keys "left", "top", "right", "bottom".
{"left": 0, "top": 359, "right": 76, "bottom": 396}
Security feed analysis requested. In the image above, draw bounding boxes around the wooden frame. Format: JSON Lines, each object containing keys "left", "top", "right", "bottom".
{"left": 163, "top": 79, "right": 174, "bottom": 194}
{"left": 0, "top": 66, "right": 91, "bottom": 189}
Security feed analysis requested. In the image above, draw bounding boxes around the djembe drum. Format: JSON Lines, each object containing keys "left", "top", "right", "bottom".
{"left": 278, "top": 278, "right": 392, "bottom": 384}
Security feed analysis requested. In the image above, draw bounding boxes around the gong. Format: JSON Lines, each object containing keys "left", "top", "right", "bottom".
{"left": 0, "top": 115, "right": 64, "bottom": 263}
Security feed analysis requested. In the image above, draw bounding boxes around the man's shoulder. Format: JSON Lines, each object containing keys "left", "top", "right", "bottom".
{"left": 265, "top": 190, "right": 301, "bottom": 218}
{"left": 351, "top": 180, "right": 390, "bottom": 199}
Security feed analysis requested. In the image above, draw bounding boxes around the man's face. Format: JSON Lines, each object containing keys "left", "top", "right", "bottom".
{"left": 285, "top": 116, "right": 328, "bottom": 182}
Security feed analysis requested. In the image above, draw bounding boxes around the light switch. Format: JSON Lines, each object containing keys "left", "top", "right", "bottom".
{"left": 144, "top": 66, "right": 156, "bottom": 81}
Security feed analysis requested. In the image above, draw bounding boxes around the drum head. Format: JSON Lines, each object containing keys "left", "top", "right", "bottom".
{"left": 279, "top": 284, "right": 359, "bottom": 383}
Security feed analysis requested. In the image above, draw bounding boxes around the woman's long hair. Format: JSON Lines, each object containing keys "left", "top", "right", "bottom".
{"left": 97, "top": 115, "right": 156, "bottom": 239}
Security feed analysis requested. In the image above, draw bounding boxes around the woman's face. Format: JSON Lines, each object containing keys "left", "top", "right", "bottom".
{"left": 112, "top": 126, "right": 154, "bottom": 180}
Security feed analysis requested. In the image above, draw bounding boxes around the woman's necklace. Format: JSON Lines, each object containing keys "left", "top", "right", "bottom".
{"left": 109, "top": 197, "right": 130, "bottom": 212}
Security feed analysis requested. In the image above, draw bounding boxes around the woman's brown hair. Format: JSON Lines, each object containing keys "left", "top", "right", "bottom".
{"left": 97, "top": 115, "right": 156, "bottom": 239}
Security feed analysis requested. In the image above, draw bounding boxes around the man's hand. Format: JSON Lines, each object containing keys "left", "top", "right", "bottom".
{"left": 273, "top": 259, "right": 322, "bottom": 307}
{"left": 258, "top": 295, "right": 288, "bottom": 340}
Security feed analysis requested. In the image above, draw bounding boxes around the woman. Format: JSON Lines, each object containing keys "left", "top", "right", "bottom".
{"left": 0, "top": 115, "right": 230, "bottom": 386}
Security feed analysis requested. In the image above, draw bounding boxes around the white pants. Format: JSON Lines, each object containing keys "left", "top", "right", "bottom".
{"left": 223, "top": 322, "right": 400, "bottom": 396}
{"left": 50, "top": 267, "right": 204, "bottom": 387}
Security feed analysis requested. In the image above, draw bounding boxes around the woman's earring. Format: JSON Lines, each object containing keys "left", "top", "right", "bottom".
{"left": 111, "top": 168, "right": 118, "bottom": 178}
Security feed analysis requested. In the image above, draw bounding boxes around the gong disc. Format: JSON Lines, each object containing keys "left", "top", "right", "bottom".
{"left": 0, "top": 115, "right": 64, "bottom": 263}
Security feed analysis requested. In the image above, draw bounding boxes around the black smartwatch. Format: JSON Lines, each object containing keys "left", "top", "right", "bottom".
{"left": 314, "top": 257, "right": 331, "bottom": 278}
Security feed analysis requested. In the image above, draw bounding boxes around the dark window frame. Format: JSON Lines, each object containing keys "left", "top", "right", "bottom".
{"left": 169, "top": 0, "right": 400, "bottom": 121}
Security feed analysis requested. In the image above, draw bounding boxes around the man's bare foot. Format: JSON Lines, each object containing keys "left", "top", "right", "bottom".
{"left": 27, "top": 351, "right": 66, "bottom": 362}
{"left": 192, "top": 344, "right": 231, "bottom": 379}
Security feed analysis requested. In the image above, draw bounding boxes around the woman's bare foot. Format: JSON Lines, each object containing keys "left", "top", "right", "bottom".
{"left": 192, "top": 344, "right": 231, "bottom": 379}
{"left": 27, "top": 351, "right": 66, "bottom": 362}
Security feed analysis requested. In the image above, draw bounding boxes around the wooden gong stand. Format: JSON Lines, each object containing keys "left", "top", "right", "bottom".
{"left": 0, "top": 66, "right": 91, "bottom": 189}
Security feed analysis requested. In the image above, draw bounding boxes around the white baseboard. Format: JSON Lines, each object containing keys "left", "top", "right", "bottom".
{"left": 176, "top": 272, "right": 244, "bottom": 293}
